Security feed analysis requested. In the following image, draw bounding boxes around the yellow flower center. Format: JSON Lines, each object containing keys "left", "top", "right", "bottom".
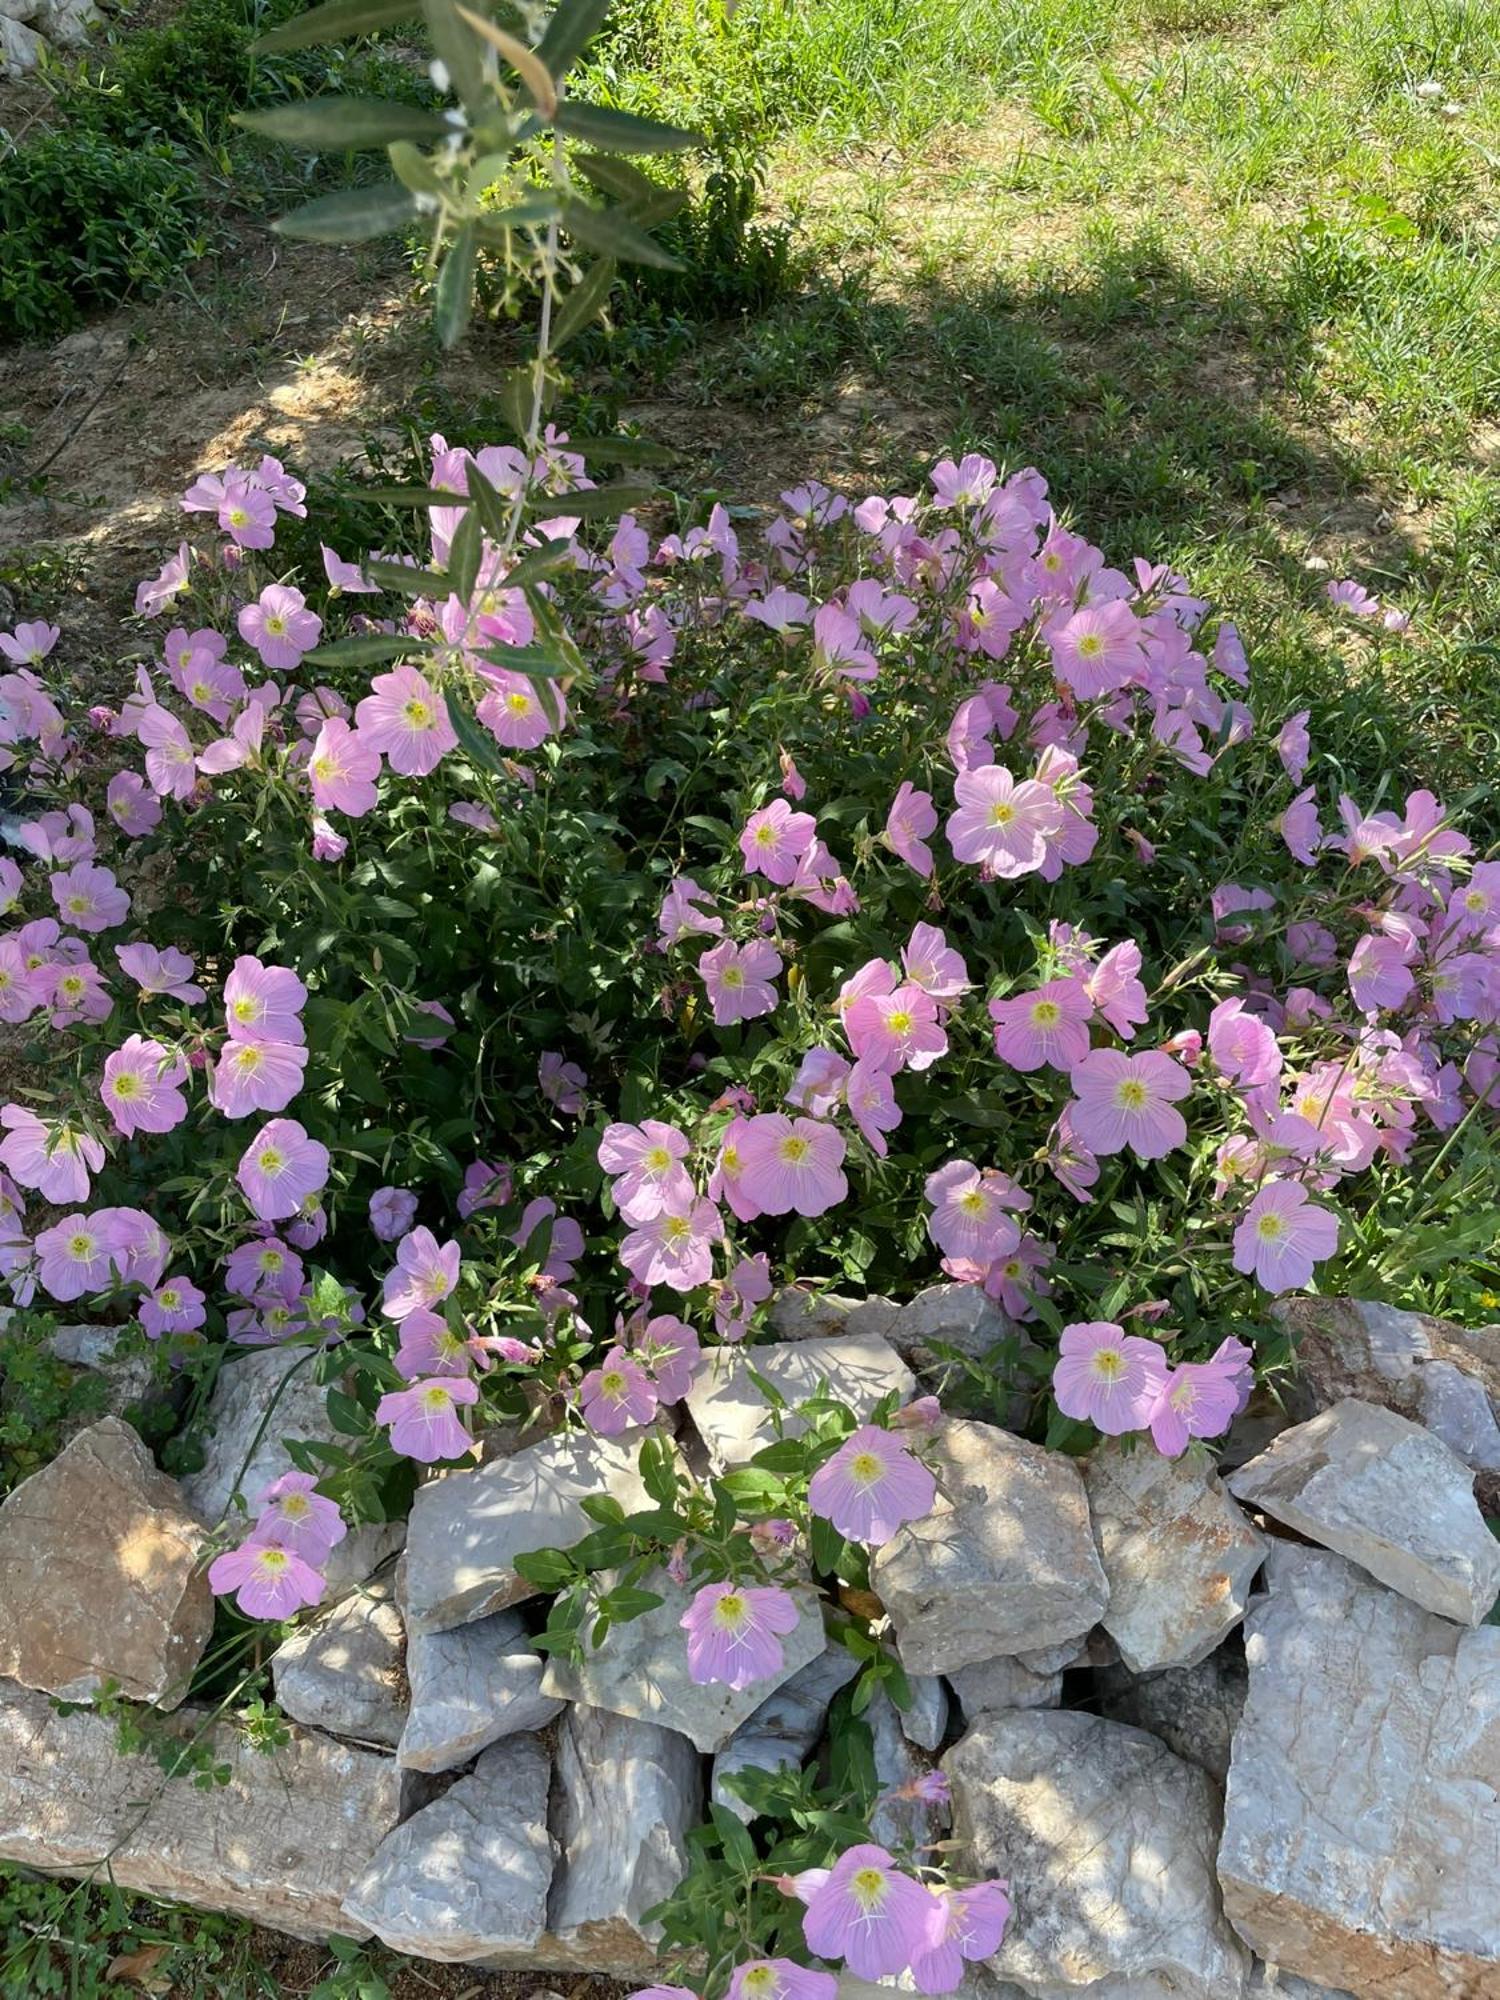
{"left": 1090, "top": 1348, "right": 1125, "bottom": 1381}
{"left": 957, "top": 1189, "right": 988, "bottom": 1217}
{"left": 663, "top": 1215, "right": 692, "bottom": 1243}
{"left": 67, "top": 1233, "right": 94, "bottom": 1259}
{"left": 420, "top": 1385, "right": 454, "bottom": 1412}
{"left": 848, "top": 1451, "right": 884, "bottom": 1488}
{"left": 232, "top": 1044, "right": 263, "bottom": 1073}
{"left": 257, "top": 1147, "right": 285, "bottom": 1176}
{"left": 887, "top": 1009, "right": 913, "bottom": 1034}
{"left": 257, "top": 1547, "right": 290, "bottom": 1574}
{"left": 159, "top": 1287, "right": 181, "bottom": 1309}
{"left": 505, "top": 692, "right": 532, "bottom": 716}
{"left": 280, "top": 1492, "right": 310, "bottom": 1519}
{"left": 111, "top": 1072, "right": 141, "bottom": 1099}
{"left": 1076, "top": 631, "right": 1104, "bottom": 659}
{"left": 645, "top": 1147, "right": 673, "bottom": 1172}
{"left": 1115, "top": 1079, "right": 1148, "bottom": 1111}
{"left": 721, "top": 966, "right": 745, "bottom": 989}
{"left": 754, "top": 824, "right": 777, "bottom": 847}
{"left": 265, "top": 615, "right": 286, "bottom": 638}
{"left": 851, "top": 1867, "right": 889, "bottom": 1912}
{"left": 779, "top": 1135, "right": 810, "bottom": 1164}
{"left": 231, "top": 997, "right": 260, "bottom": 1023}
{"left": 65, "top": 895, "right": 89, "bottom": 915}
{"left": 712, "top": 1591, "right": 748, "bottom": 1630}
{"left": 1032, "top": 999, "right": 1061, "bottom": 1027}
{"left": 404, "top": 698, "right": 434, "bottom": 729}
{"left": 989, "top": 801, "right": 1016, "bottom": 826}
{"left": 1256, "top": 1212, "right": 1287, "bottom": 1242}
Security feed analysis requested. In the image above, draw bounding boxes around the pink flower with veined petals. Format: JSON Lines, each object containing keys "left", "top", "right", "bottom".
{"left": 308, "top": 717, "right": 380, "bottom": 817}
{"left": 1207, "top": 998, "right": 1282, "bottom": 1090}
{"left": 106, "top": 770, "right": 162, "bottom": 838}
{"left": 740, "top": 799, "right": 816, "bottom": 885}
{"left": 0, "top": 620, "right": 59, "bottom": 667}
{"left": 1086, "top": 940, "right": 1148, "bottom": 1038}
{"left": 909, "top": 1882, "right": 1013, "bottom": 1995}
{"left": 224, "top": 1236, "right": 304, "bottom": 1300}
{"left": 237, "top": 584, "right": 321, "bottom": 672}
{"left": 737, "top": 1114, "right": 847, "bottom": 1218}
{"left": 579, "top": 1346, "right": 658, "bottom": 1434}
{"left": 208, "top": 1540, "right": 325, "bottom": 1620}
{"left": 634, "top": 1313, "right": 700, "bottom": 1401}
{"left": 224, "top": 956, "right": 307, "bottom": 1046}
{"left": 846, "top": 983, "right": 946, "bottom": 1074}
{"left": 714, "top": 1252, "right": 772, "bottom": 1342}
{"left": 901, "top": 922, "right": 969, "bottom": 1002}
{"left": 35, "top": 1212, "right": 123, "bottom": 1302}
{"left": 383, "top": 1226, "right": 461, "bottom": 1320}
{"left": 50, "top": 862, "right": 129, "bottom": 933}
{"left": 1347, "top": 933, "right": 1415, "bottom": 1013}
{"left": 1047, "top": 598, "right": 1145, "bottom": 700}
{"left": 236, "top": 1118, "right": 330, "bottom": 1222}
{"left": 598, "top": 1120, "right": 695, "bottom": 1224}
{"left": 512, "top": 1197, "right": 584, "bottom": 1282}
{"left": 1232, "top": 1181, "right": 1339, "bottom": 1293}
{"left": 924, "top": 1160, "right": 1024, "bottom": 1267}
{"left": 0, "top": 1107, "right": 104, "bottom": 1204}
{"left": 709, "top": 1118, "right": 762, "bottom": 1225}
{"left": 116, "top": 943, "right": 205, "bottom": 1003}
{"left": 458, "top": 1159, "right": 512, "bottom": 1219}
{"left": 1146, "top": 1356, "right": 1245, "bottom": 1456}
{"left": 787, "top": 1047, "right": 851, "bottom": 1118}
{"left": 681, "top": 1581, "right": 801, "bottom": 1690}
{"left": 1327, "top": 577, "right": 1379, "bottom": 618}
{"left": 1052, "top": 1321, "right": 1168, "bottom": 1434}
{"left": 1280, "top": 786, "right": 1324, "bottom": 865}
{"left": 847, "top": 1058, "right": 901, "bottom": 1157}
{"left": 209, "top": 1036, "right": 307, "bottom": 1118}
{"left": 727, "top": 1961, "right": 836, "bottom": 2000}
{"left": 947, "top": 765, "right": 1063, "bottom": 876}
{"left": 700, "top": 938, "right": 782, "bottom": 1026}
{"left": 394, "top": 1307, "right": 476, "bottom": 1380}
{"left": 252, "top": 1471, "right": 346, "bottom": 1566}
{"left": 619, "top": 1199, "right": 723, "bottom": 1291}
{"left": 538, "top": 1051, "right": 587, "bottom": 1115}
{"left": 1277, "top": 710, "right": 1311, "bottom": 783}
{"left": 139, "top": 1274, "right": 206, "bottom": 1339}
{"left": 100, "top": 1034, "right": 189, "bottom": 1135}
{"left": 1068, "top": 1047, "right": 1191, "bottom": 1161}
{"left": 476, "top": 668, "right": 566, "bottom": 750}
{"left": 135, "top": 544, "right": 191, "bottom": 617}
{"left": 800, "top": 1844, "right": 939, "bottom": 1979}
{"left": 989, "top": 977, "right": 1092, "bottom": 1073}
{"left": 376, "top": 1375, "right": 478, "bottom": 1462}
{"left": 808, "top": 1426, "right": 936, "bottom": 1546}
{"left": 354, "top": 665, "right": 457, "bottom": 777}
{"left": 370, "top": 1186, "right": 418, "bottom": 1241}
{"left": 884, "top": 783, "right": 938, "bottom": 877}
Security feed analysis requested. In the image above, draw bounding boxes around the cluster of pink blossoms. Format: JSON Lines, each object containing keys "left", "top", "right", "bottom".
{"left": 206, "top": 1470, "right": 345, "bottom": 1618}
{"left": 1053, "top": 1321, "right": 1256, "bottom": 1453}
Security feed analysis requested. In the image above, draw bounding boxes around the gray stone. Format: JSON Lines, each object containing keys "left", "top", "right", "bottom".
{"left": 1092, "top": 1650, "right": 1247, "bottom": 1783}
{"left": 871, "top": 1419, "right": 1108, "bottom": 1675}
{"left": 0, "top": 1679, "right": 403, "bottom": 1940}
{"left": 546, "top": 1705, "right": 701, "bottom": 1974}
{"left": 399, "top": 1605, "right": 562, "bottom": 1773}
{"left": 180, "top": 1347, "right": 403, "bottom": 1594}
{"left": 542, "top": 1569, "right": 827, "bottom": 1752}
{"left": 272, "top": 1579, "right": 406, "bottom": 1747}
{"left": 947, "top": 1654, "right": 1063, "bottom": 1718}
{"left": 1086, "top": 1440, "right": 1266, "bottom": 1672}
{"left": 46, "top": 1322, "right": 157, "bottom": 1428}
{"left": 839, "top": 1974, "right": 1025, "bottom": 2000}
{"left": 712, "top": 1643, "right": 859, "bottom": 1823}
{"left": 401, "top": 1428, "right": 655, "bottom": 1634}
{"left": 0, "top": 0, "right": 41, "bottom": 23}
{"left": 0, "top": 1417, "right": 212, "bottom": 1710}
{"left": 1246, "top": 1968, "right": 1357, "bottom": 2000}
{"left": 34, "top": 0, "right": 100, "bottom": 43}
{"left": 946, "top": 1709, "right": 1250, "bottom": 1999}
{"left": 867, "top": 1688, "right": 946, "bottom": 1853}
{"left": 340, "top": 1735, "right": 554, "bottom": 1963}
{"left": 899, "top": 1671, "right": 949, "bottom": 1751}
{"left": 1228, "top": 1397, "right": 1500, "bottom": 1625}
{"left": 0, "top": 14, "right": 43, "bottom": 73}
{"left": 768, "top": 1288, "right": 900, "bottom": 1342}
{"left": 1219, "top": 1542, "right": 1500, "bottom": 1998}
{"left": 685, "top": 1334, "right": 915, "bottom": 1473}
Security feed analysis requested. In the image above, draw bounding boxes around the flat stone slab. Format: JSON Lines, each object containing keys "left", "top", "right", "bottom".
{"left": 0, "top": 1417, "right": 212, "bottom": 1709}
{"left": 272, "top": 1579, "right": 407, "bottom": 1747}
{"left": 542, "top": 1570, "right": 827, "bottom": 1751}
{"left": 341, "top": 1735, "right": 554, "bottom": 1963}
{"left": 768, "top": 1289, "right": 900, "bottom": 1342}
{"left": 947, "top": 1653, "right": 1064, "bottom": 1717}
{"left": 872, "top": 1418, "right": 1108, "bottom": 1675}
{"left": 399, "top": 1604, "right": 563, "bottom": 1773}
{"left": 1087, "top": 1439, "right": 1266, "bottom": 1672}
{"left": 946, "top": 1708, "right": 1250, "bottom": 1999}
{"left": 402, "top": 1430, "right": 656, "bottom": 1634}
{"left": 1228, "top": 1397, "right": 1500, "bottom": 1625}
{"left": 1219, "top": 1542, "right": 1500, "bottom": 1999}
{"left": 712, "top": 1643, "right": 859, "bottom": 1823}
{"left": 0, "top": 1678, "right": 403, "bottom": 1940}
{"left": 684, "top": 1334, "right": 915, "bottom": 1472}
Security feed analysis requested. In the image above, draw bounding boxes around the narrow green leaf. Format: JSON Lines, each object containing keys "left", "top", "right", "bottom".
{"left": 389, "top": 139, "right": 445, "bottom": 194}
{"left": 446, "top": 495, "right": 484, "bottom": 599}
{"left": 553, "top": 101, "right": 698, "bottom": 154}
{"left": 528, "top": 480, "right": 658, "bottom": 520}
{"left": 461, "top": 456, "right": 512, "bottom": 542}
{"left": 364, "top": 557, "right": 453, "bottom": 596}
{"left": 235, "top": 98, "right": 452, "bottom": 149}
{"left": 572, "top": 152, "right": 658, "bottom": 206}
{"left": 421, "top": 0, "right": 486, "bottom": 113}
{"left": 472, "top": 643, "right": 573, "bottom": 679}
{"left": 306, "top": 634, "right": 423, "bottom": 667}
{"left": 363, "top": 486, "right": 463, "bottom": 509}
{"left": 500, "top": 541, "right": 576, "bottom": 589}
{"left": 560, "top": 197, "right": 682, "bottom": 270}
{"left": 255, "top": 0, "right": 415, "bottom": 51}
{"left": 559, "top": 433, "right": 673, "bottom": 466}
{"left": 443, "top": 690, "right": 511, "bottom": 777}
{"left": 551, "top": 256, "right": 617, "bottom": 351}
{"left": 535, "top": 0, "right": 611, "bottom": 77}
{"left": 274, "top": 183, "right": 420, "bottom": 244}
{"left": 433, "top": 220, "right": 477, "bottom": 350}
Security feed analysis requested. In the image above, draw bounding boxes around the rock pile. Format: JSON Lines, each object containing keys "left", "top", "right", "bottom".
{"left": 1, "top": 0, "right": 100, "bottom": 79}
{"left": 0, "top": 1290, "right": 1494, "bottom": 1997}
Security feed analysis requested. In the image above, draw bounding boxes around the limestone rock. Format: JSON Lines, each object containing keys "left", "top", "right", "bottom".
{"left": 768, "top": 1288, "right": 900, "bottom": 1342}
{"left": 272, "top": 1579, "right": 406, "bottom": 1747}
{"left": 1086, "top": 1440, "right": 1266, "bottom": 1672}
{"left": 712, "top": 1643, "right": 859, "bottom": 1823}
{"left": 399, "top": 1604, "right": 562, "bottom": 1773}
{"left": 402, "top": 1429, "right": 655, "bottom": 1634}
{"left": 1246, "top": 1969, "right": 1357, "bottom": 2000}
{"left": 867, "top": 1688, "right": 946, "bottom": 1853}
{"left": 0, "top": 0, "right": 41, "bottom": 22}
{"left": 341, "top": 1735, "right": 554, "bottom": 1962}
{"left": 542, "top": 1569, "right": 827, "bottom": 1752}
{"left": 34, "top": 0, "right": 100, "bottom": 43}
{"left": 839, "top": 1974, "right": 1026, "bottom": 2000}
{"left": 1219, "top": 1542, "right": 1500, "bottom": 1998}
{"left": 947, "top": 1654, "right": 1063, "bottom": 1718}
{"left": 0, "top": 1417, "right": 212, "bottom": 1710}
{"left": 1228, "top": 1397, "right": 1500, "bottom": 1625}
{"left": 47, "top": 1323, "right": 157, "bottom": 1430}
{"left": 1092, "top": 1650, "right": 1247, "bottom": 1783}
{"left": 685, "top": 1334, "right": 915, "bottom": 1473}
{"left": 180, "top": 1347, "right": 403, "bottom": 1594}
{"left": 0, "top": 14, "right": 43, "bottom": 73}
{"left": 899, "top": 1672, "right": 949, "bottom": 1751}
{"left": 0, "top": 1679, "right": 402, "bottom": 1940}
{"left": 546, "top": 1705, "right": 701, "bottom": 1974}
{"left": 946, "top": 1709, "right": 1250, "bottom": 1999}
{"left": 871, "top": 1419, "right": 1108, "bottom": 1675}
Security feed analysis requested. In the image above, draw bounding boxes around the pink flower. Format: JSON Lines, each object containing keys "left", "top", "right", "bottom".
{"left": 0, "top": 620, "right": 59, "bottom": 666}
{"left": 787, "top": 1047, "right": 851, "bottom": 1118}
{"left": 512, "top": 1197, "right": 584, "bottom": 1282}
{"left": 538, "top": 1050, "right": 587, "bottom": 1115}
{"left": 681, "top": 1581, "right": 801, "bottom": 1691}
{"left": 1052, "top": 1321, "right": 1168, "bottom": 1434}
{"left": 394, "top": 1307, "right": 475, "bottom": 1380}
{"left": 50, "top": 862, "right": 129, "bottom": 934}
{"left": 740, "top": 799, "right": 816, "bottom": 885}
{"left": 658, "top": 875, "right": 724, "bottom": 945}
{"left": 135, "top": 544, "right": 191, "bottom": 617}
{"left": 1047, "top": 598, "right": 1145, "bottom": 700}
{"left": 237, "top": 584, "right": 321, "bottom": 671}
{"left": 579, "top": 1345, "right": 658, "bottom": 1434}
{"left": 727, "top": 1961, "right": 836, "bottom": 2000}
{"left": 139, "top": 1274, "right": 206, "bottom": 1338}
{"left": 901, "top": 922, "right": 970, "bottom": 1003}
{"left": 252, "top": 1471, "right": 347, "bottom": 1566}
{"left": 458, "top": 1159, "right": 512, "bottom": 1219}
{"left": 223, "top": 956, "right": 306, "bottom": 1047}
{"left": 1068, "top": 1047, "right": 1191, "bottom": 1161}
{"left": 885, "top": 783, "right": 938, "bottom": 877}
{"left": 1280, "top": 786, "right": 1324, "bottom": 864}
{"left": 106, "top": 770, "right": 163, "bottom": 838}
{"left": 383, "top": 1226, "right": 461, "bottom": 1320}
{"left": 35, "top": 1212, "right": 123, "bottom": 1302}
{"left": 236, "top": 1118, "right": 330, "bottom": 1222}
{"left": 224, "top": 1236, "right": 304, "bottom": 1299}
{"left": 321, "top": 544, "right": 377, "bottom": 593}
{"left": 846, "top": 984, "right": 946, "bottom": 1073}
{"left": 807, "top": 1426, "right": 936, "bottom": 1546}
{"left": 376, "top": 1375, "right": 479, "bottom": 1462}
{"left": 100, "top": 1034, "right": 189, "bottom": 1135}
{"left": 847, "top": 1058, "right": 901, "bottom": 1157}
{"left": 634, "top": 1313, "right": 700, "bottom": 1401}
{"left": 714, "top": 1253, "right": 772, "bottom": 1342}
{"left": 909, "top": 1883, "right": 1013, "bottom": 1995}
{"left": 989, "top": 977, "right": 1092, "bottom": 1073}
{"left": 700, "top": 938, "right": 782, "bottom": 1026}
{"left": 946, "top": 765, "right": 1063, "bottom": 876}
{"left": 116, "top": 943, "right": 204, "bottom": 1003}
{"left": 476, "top": 668, "right": 567, "bottom": 751}
{"left": 619, "top": 1199, "right": 723, "bottom": 1291}
{"left": 209, "top": 1036, "right": 307, "bottom": 1118}
{"left": 1348, "top": 933, "right": 1415, "bottom": 1013}
{"left": 1277, "top": 710, "right": 1311, "bottom": 783}
{"left": 710, "top": 1118, "right": 762, "bottom": 1225}
{"left": 1232, "top": 1181, "right": 1339, "bottom": 1293}
{"left": 208, "top": 1540, "right": 325, "bottom": 1620}
{"left": 1207, "top": 999, "right": 1282, "bottom": 1090}
{"left": 598, "top": 1120, "right": 695, "bottom": 1224}
{"left": 0, "top": 1108, "right": 103, "bottom": 1204}
{"left": 308, "top": 717, "right": 380, "bottom": 817}
{"left": 138, "top": 707, "right": 197, "bottom": 802}
{"left": 1326, "top": 578, "right": 1379, "bottom": 617}
{"left": 370, "top": 1186, "right": 419, "bottom": 1241}
{"left": 800, "top": 1843, "right": 939, "bottom": 1979}
{"left": 737, "top": 1114, "right": 848, "bottom": 1218}
{"left": 354, "top": 666, "right": 457, "bottom": 777}
{"left": 924, "top": 1160, "right": 1024, "bottom": 1267}
{"left": 1146, "top": 1356, "right": 1245, "bottom": 1456}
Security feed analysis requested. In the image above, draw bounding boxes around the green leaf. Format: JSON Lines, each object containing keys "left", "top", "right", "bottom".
{"left": 597, "top": 1584, "right": 664, "bottom": 1622}
{"left": 325, "top": 1387, "right": 370, "bottom": 1437}
{"left": 275, "top": 183, "right": 420, "bottom": 244}
{"left": 810, "top": 1513, "right": 847, "bottom": 1577}
{"left": 235, "top": 98, "right": 452, "bottom": 148}
{"left": 362, "top": 486, "right": 460, "bottom": 508}
{"left": 559, "top": 433, "right": 674, "bottom": 466}
{"left": 513, "top": 1547, "right": 576, "bottom": 1590}
{"left": 390, "top": 139, "right": 445, "bottom": 193}
{"left": 421, "top": 0, "right": 486, "bottom": 113}
{"left": 551, "top": 257, "right": 618, "bottom": 352}
{"left": 572, "top": 151, "right": 659, "bottom": 206}
{"left": 580, "top": 1493, "right": 626, "bottom": 1527}
{"left": 473, "top": 642, "right": 574, "bottom": 683}
{"left": 528, "top": 481, "right": 658, "bottom": 520}
{"left": 560, "top": 197, "right": 683, "bottom": 270}
{"left": 535, "top": 0, "right": 611, "bottom": 77}
{"left": 553, "top": 102, "right": 698, "bottom": 154}
{"left": 443, "top": 690, "right": 511, "bottom": 777}
{"left": 255, "top": 0, "right": 416, "bottom": 52}
{"left": 434, "top": 220, "right": 478, "bottom": 350}
{"left": 446, "top": 495, "right": 484, "bottom": 600}
{"left": 460, "top": 455, "right": 512, "bottom": 542}
{"left": 364, "top": 557, "right": 453, "bottom": 595}
{"left": 502, "top": 540, "right": 577, "bottom": 589}
{"left": 305, "top": 634, "right": 421, "bottom": 666}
